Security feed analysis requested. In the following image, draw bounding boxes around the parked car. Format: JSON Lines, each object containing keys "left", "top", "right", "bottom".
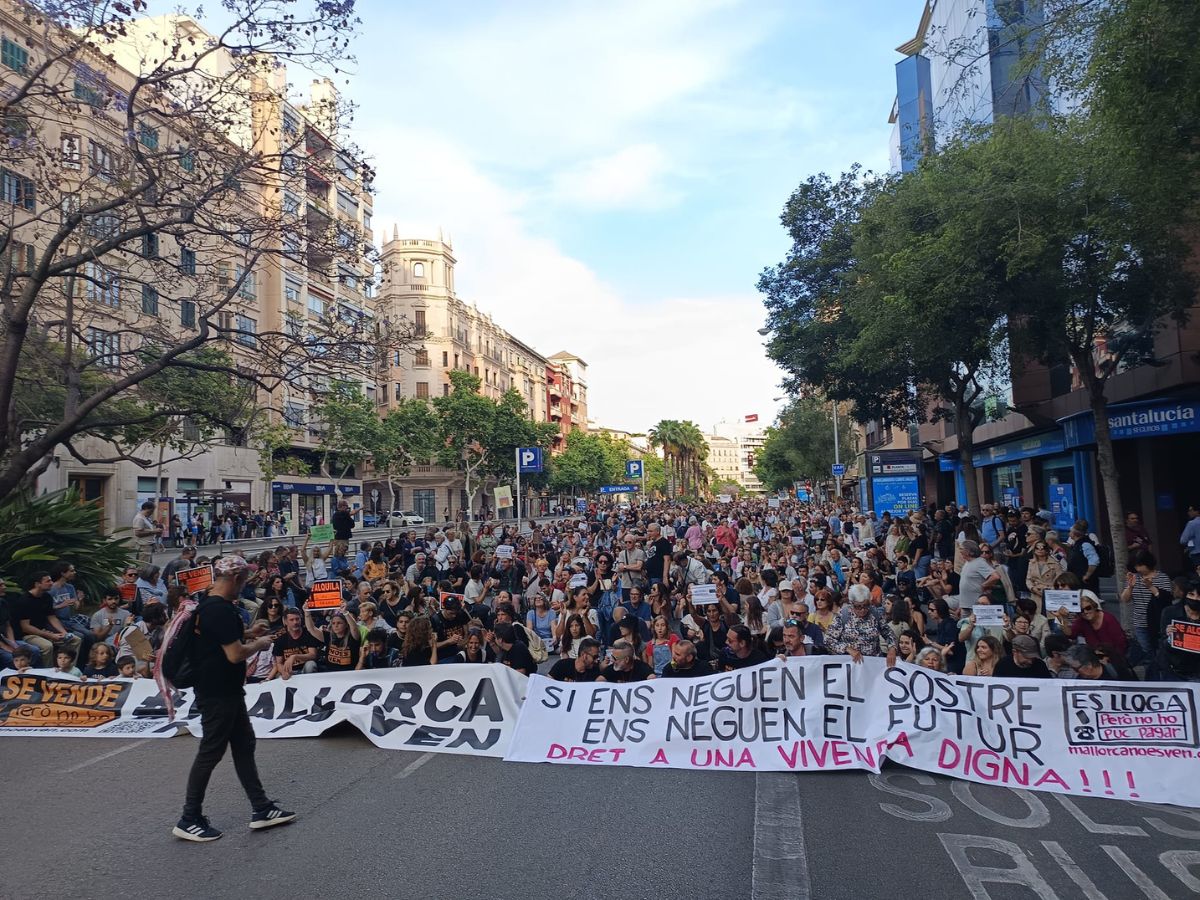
{"left": 361, "top": 512, "right": 380, "bottom": 527}
{"left": 378, "top": 510, "right": 424, "bottom": 527}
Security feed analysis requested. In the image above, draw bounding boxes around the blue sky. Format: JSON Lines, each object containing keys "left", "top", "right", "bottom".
{"left": 334, "top": 1, "right": 917, "bottom": 432}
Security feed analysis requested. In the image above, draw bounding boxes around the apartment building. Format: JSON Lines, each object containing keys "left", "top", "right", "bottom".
{"left": 375, "top": 234, "right": 587, "bottom": 520}
{"left": 709, "top": 421, "right": 766, "bottom": 495}
{"left": 13, "top": 8, "right": 380, "bottom": 531}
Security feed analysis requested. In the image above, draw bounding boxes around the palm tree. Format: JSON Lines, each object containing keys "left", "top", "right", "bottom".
{"left": 677, "top": 421, "right": 707, "bottom": 495}
{"left": 648, "top": 420, "right": 683, "bottom": 497}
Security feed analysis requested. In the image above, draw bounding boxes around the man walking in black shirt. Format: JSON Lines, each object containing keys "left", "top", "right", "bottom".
{"left": 174, "top": 556, "right": 295, "bottom": 842}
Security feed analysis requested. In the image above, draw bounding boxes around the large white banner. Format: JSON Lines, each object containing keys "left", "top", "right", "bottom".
{"left": 505, "top": 658, "right": 1200, "bottom": 807}
{"left": 0, "top": 666, "right": 525, "bottom": 757}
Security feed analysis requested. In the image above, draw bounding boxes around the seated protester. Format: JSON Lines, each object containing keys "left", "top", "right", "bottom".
{"left": 82, "top": 643, "right": 119, "bottom": 679}
{"left": 387, "top": 611, "right": 413, "bottom": 656}
{"left": 777, "top": 619, "right": 811, "bottom": 659}
{"left": 454, "top": 627, "right": 496, "bottom": 664}
{"left": 1043, "top": 633, "right": 1077, "bottom": 679}
{"left": 992, "top": 634, "right": 1051, "bottom": 679}
{"left": 620, "top": 587, "right": 654, "bottom": 625}
{"left": 54, "top": 648, "right": 82, "bottom": 678}
{"left": 1054, "top": 576, "right": 1128, "bottom": 657}
{"left": 1064, "top": 643, "right": 1119, "bottom": 680}
{"left": 400, "top": 616, "right": 438, "bottom": 667}
{"left": 1097, "top": 643, "right": 1139, "bottom": 681}
{"left": 915, "top": 646, "right": 946, "bottom": 672}
{"left": 433, "top": 594, "right": 473, "bottom": 661}
{"left": 490, "top": 622, "right": 537, "bottom": 676}
{"left": 270, "top": 608, "right": 323, "bottom": 679}
{"left": 494, "top": 602, "right": 545, "bottom": 656}
{"left": 9, "top": 647, "right": 33, "bottom": 672}
{"left": 1161, "top": 580, "right": 1200, "bottom": 683}
{"left": 825, "top": 591, "right": 898, "bottom": 665}
{"left": 466, "top": 592, "right": 495, "bottom": 631}
{"left": 90, "top": 586, "right": 133, "bottom": 647}
{"left": 896, "top": 628, "right": 924, "bottom": 664}
{"left": 116, "top": 657, "right": 139, "bottom": 679}
{"left": 660, "top": 639, "right": 710, "bottom": 678}
{"left": 608, "top": 605, "right": 651, "bottom": 647}
{"left": 719, "top": 624, "right": 770, "bottom": 672}
{"left": 548, "top": 637, "right": 603, "bottom": 682}
{"left": 600, "top": 638, "right": 654, "bottom": 682}
{"left": 686, "top": 600, "right": 733, "bottom": 666}
{"left": 48, "top": 561, "right": 95, "bottom": 657}
{"left": 0, "top": 592, "right": 41, "bottom": 669}
{"left": 376, "top": 581, "right": 408, "bottom": 627}
{"left": 356, "top": 602, "right": 392, "bottom": 639}
{"left": 362, "top": 547, "right": 389, "bottom": 585}
{"left": 318, "top": 610, "right": 361, "bottom": 673}
{"left": 358, "top": 628, "right": 400, "bottom": 669}
{"left": 16, "top": 571, "right": 82, "bottom": 669}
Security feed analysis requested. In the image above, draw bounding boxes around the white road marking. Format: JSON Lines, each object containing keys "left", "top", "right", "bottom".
{"left": 751, "top": 773, "right": 811, "bottom": 900}
{"left": 394, "top": 751, "right": 435, "bottom": 780}
{"left": 64, "top": 738, "right": 153, "bottom": 772}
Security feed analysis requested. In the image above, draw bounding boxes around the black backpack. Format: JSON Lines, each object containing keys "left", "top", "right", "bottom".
{"left": 159, "top": 599, "right": 217, "bottom": 689}
{"left": 1095, "top": 542, "right": 1116, "bottom": 578}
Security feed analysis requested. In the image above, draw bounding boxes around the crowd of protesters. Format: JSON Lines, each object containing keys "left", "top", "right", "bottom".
{"left": 7, "top": 494, "right": 1200, "bottom": 686}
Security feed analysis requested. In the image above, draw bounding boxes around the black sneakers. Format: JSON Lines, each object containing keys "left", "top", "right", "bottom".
{"left": 172, "top": 816, "right": 223, "bottom": 842}
{"left": 249, "top": 803, "right": 297, "bottom": 830}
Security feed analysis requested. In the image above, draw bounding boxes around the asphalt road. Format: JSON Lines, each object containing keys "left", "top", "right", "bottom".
{"left": 3, "top": 727, "right": 1196, "bottom": 900}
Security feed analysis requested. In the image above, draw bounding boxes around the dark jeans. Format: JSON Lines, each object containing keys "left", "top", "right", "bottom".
{"left": 183, "top": 694, "right": 269, "bottom": 819}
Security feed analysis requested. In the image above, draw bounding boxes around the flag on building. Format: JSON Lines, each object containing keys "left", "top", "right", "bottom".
{"left": 744, "top": 414, "right": 758, "bottom": 423}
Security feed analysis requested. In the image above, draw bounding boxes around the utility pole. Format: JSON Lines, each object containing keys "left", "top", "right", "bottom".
{"left": 832, "top": 400, "right": 842, "bottom": 501}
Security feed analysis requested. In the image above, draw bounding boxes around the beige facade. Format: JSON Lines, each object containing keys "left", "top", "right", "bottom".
{"left": 372, "top": 235, "right": 588, "bottom": 520}
{"left": 709, "top": 421, "right": 767, "bottom": 495}
{"left": 18, "top": 10, "right": 380, "bottom": 532}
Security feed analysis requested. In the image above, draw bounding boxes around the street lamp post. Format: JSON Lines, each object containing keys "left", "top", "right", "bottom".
{"left": 832, "top": 400, "right": 841, "bottom": 500}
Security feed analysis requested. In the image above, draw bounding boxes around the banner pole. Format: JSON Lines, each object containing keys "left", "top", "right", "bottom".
{"left": 515, "top": 447, "right": 522, "bottom": 525}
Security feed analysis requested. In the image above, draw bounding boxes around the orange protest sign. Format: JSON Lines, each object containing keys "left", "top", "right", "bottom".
{"left": 175, "top": 565, "right": 214, "bottom": 595}
{"left": 1171, "top": 621, "right": 1200, "bottom": 654}
{"left": 439, "top": 591, "right": 466, "bottom": 609}
{"left": 307, "top": 579, "right": 344, "bottom": 610}
{"left": 118, "top": 582, "right": 137, "bottom": 604}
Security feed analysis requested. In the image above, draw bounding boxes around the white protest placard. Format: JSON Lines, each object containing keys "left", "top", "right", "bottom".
{"left": 1044, "top": 589, "right": 1081, "bottom": 613}
{"left": 718, "top": 494, "right": 732, "bottom": 504}
{"left": 972, "top": 605, "right": 1005, "bottom": 627}
{"left": 495, "top": 545, "right": 514, "bottom": 560}
{"left": 568, "top": 573, "right": 588, "bottom": 589}
{"left": 790, "top": 536, "right": 804, "bottom": 546}
{"left": 690, "top": 583, "right": 719, "bottom": 605}
{"left": 768, "top": 499, "right": 781, "bottom": 509}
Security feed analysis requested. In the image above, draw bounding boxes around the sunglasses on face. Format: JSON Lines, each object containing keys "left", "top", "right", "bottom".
{"left": 1081, "top": 604, "right": 1098, "bottom": 612}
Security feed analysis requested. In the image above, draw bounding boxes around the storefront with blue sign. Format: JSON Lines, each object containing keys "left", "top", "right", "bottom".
{"left": 939, "top": 396, "right": 1200, "bottom": 570}
{"left": 271, "top": 479, "right": 363, "bottom": 529}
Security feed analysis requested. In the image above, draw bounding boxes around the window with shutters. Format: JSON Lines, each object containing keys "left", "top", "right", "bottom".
{"left": 180, "top": 247, "right": 196, "bottom": 275}
{"left": 141, "top": 233, "right": 159, "bottom": 258}
{"left": 414, "top": 349, "right": 430, "bottom": 367}
{"left": 61, "top": 134, "right": 81, "bottom": 169}
{"left": 141, "top": 284, "right": 159, "bottom": 316}
{"left": 414, "top": 309, "right": 426, "bottom": 331}
{"left": 235, "top": 314, "right": 257, "bottom": 347}
{"left": 85, "top": 263, "right": 119, "bottom": 307}
{"left": 2, "top": 38, "right": 28, "bottom": 73}
{"left": 180, "top": 299, "right": 196, "bottom": 328}
{"left": 0, "top": 167, "right": 34, "bottom": 209}
{"left": 89, "top": 141, "right": 113, "bottom": 180}
{"left": 138, "top": 124, "right": 158, "bottom": 150}
{"left": 86, "top": 328, "right": 120, "bottom": 368}
{"left": 416, "top": 382, "right": 429, "bottom": 399}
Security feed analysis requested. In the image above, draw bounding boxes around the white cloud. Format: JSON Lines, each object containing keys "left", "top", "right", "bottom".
{"left": 547, "top": 143, "right": 674, "bottom": 210}
{"left": 360, "top": 125, "right": 782, "bottom": 433}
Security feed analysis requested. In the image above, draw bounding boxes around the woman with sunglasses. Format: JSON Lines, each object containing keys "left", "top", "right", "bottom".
{"left": 1053, "top": 572, "right": 1128, "bottom": 656}
{"left": 1025, "top": 540, "right": 1064, "bottom": 610}
{"left": 246, "top": 598, "right": 289, "bottom": 682}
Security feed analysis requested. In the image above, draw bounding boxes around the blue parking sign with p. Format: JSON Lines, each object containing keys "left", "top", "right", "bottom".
{"left": 518, "top": 447, "right": 543, "bottom": 473}
{"left": 626, "top": 460, "right": 643, "bottom": 479}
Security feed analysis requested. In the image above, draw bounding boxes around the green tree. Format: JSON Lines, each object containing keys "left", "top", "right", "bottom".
{"left": 311, "top": 382, "right": 380, "bottom": 497}
{"left": 432, "top": 370, "right": 555, "bottom": 521}
{"left": 754, "top": 398, "right": 855, "bottom": 492}
{"left": 978, "top": 116, "right": 1194, "bottom": 584}
{"left": 375, "top": 399, "right": 440, "bottom": 513}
